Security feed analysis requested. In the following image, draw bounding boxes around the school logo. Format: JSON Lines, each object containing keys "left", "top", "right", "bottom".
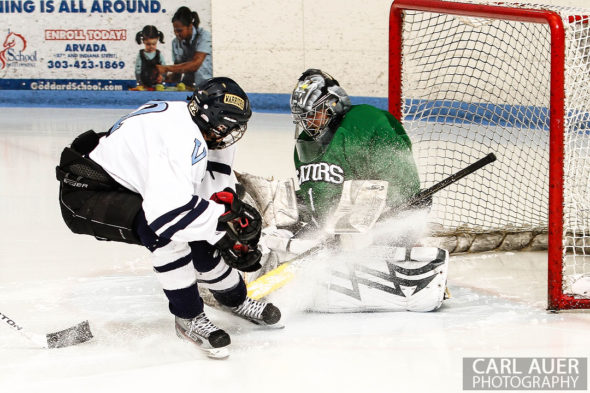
{"left": 0, "top": 31, "right": 27, "bottom": 70}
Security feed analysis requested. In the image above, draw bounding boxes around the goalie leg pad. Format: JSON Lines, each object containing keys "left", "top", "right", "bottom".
{"left": 309, "top": 247, "right": 449, "bottom": 313}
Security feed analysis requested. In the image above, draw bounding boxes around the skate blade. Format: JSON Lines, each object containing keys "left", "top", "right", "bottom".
{"left": 261, "top": 321, "right": 285, "bottom": 329}
{"left": 206, "top": 347, "right": 229, "bottom": 359}
{"left": 239, "top": 316, "right": 285, "bottom": 329}
{"left": 46, "top": 320, "right": 93, "bottom": 349}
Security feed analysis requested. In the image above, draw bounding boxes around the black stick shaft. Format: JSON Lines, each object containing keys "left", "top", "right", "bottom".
{"left": 403, "top": 153, "right": 496, "bottom": 209}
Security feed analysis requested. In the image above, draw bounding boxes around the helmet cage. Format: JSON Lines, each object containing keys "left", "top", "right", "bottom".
{"left": 205, "top": 118, "right": 247, "bottom": 150}
{"left": 292, "top": 94, "right": 337, "bottom": 140}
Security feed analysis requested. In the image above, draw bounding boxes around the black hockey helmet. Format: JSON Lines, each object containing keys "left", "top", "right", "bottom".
{"left": 187, "top": 77, "right": 252, "bottom": 149}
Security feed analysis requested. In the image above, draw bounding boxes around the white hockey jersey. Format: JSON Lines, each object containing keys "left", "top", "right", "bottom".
{"left": 90, "top": 100, "right": 237, "bottom": 245}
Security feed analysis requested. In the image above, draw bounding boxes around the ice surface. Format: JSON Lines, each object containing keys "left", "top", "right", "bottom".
{"left": 0, "top": 108, "right": 589, "bottom": 393}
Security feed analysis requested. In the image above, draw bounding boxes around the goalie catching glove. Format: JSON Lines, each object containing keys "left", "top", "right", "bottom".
{"left": 211, "top": 188, "right": 263, "bottom": 272}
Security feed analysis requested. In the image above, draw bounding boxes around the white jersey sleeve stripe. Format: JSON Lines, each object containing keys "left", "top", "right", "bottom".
{"left": 149, "top": 195, "right": 200, "bottom": 232}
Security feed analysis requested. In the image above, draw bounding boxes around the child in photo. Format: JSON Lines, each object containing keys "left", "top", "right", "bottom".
{"left": 134, "top": 25, "right": 166, "bottom": 90}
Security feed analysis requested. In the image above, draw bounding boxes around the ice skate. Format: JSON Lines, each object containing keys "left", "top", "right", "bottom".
{"left": 228, "top": 297, "right": 283, "bottom": 327}
{"left": 175, "top": 313, "right": 231, "bottom": 359}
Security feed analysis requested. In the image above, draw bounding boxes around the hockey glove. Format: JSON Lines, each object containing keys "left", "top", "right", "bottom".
{"left": 214, "top": 235, "right": 262, "bottom": 272}
{"left": 211, "top": 188, "right": 262, "bottom": 246}
{"left": 211, "top": 188, "right": 263, "bottom": 272}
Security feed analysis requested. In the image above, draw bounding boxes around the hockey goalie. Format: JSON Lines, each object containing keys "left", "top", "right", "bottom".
{"left": 237, "top": 69, "right": 449, "bottom": 313}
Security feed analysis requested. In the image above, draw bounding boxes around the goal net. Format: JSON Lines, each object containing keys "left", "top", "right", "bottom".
{"left": 389, "top": 0, "right": 590, "bottom": 310}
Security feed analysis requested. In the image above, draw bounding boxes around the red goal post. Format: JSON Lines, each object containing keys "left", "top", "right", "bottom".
{"left": 389, "top": 0, "right": 590, "bottom": 311}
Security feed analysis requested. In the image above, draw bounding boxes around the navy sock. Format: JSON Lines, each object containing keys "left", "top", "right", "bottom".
{"left": 163, "top": 283, "right": 204, "bottom": 319}
{"left": 211, "top": 280, "right": 247, "bottom": 308}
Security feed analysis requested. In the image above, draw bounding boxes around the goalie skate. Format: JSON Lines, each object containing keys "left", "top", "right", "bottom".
{"left": 175, "top": 313, "right": 231, "bottom": 359}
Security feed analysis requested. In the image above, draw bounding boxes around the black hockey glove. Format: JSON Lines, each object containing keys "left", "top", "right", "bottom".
{"left": 214, "top": 235, "right": 262, "bottom": 272}
{"left": 211, "top": 188, "right": 263, "bottom": 272}
{"left": 210, "top": 188, "right": 262, "bottom": 246}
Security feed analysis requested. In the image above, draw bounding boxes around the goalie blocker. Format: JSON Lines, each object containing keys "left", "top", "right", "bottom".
{"left": 309, "top": 246, "right": 449, "bottom": 313}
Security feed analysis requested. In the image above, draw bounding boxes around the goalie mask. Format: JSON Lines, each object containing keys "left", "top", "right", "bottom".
{"left": 291, "top": 69, "right": 351, "bottom": 162}
{"left": 291, "top": 69, "right": 351, "bottom": 141}
{"left": 188, "top": 77, "right": 252, "bottom": 149}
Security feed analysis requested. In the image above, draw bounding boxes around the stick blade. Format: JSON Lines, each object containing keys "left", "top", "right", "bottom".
{"left": 46, "top": 320, "right": 93, "bottom": 349}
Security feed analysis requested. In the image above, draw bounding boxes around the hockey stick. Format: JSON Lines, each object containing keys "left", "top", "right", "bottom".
{"left": 395, "top": 152, "right": 497, "bottom": 213}
{"left": 246, "top": 153, "right": 497, "bottom": 300}
{"left": 1, "top": 311, "right": 93, "bottom": 349}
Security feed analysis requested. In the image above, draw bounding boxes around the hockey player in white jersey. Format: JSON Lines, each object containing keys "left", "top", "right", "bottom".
{"left": 56, "top": 77, "right": 281, "bottom": 359}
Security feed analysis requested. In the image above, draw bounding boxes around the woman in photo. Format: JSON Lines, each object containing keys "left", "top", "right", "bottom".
{"left": 157, "top": 6, "right": 212, "bottom": 91}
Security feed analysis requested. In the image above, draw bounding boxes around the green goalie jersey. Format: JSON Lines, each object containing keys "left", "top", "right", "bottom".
{"left": 294, "top": 104, "right": 421, "bottom": 223}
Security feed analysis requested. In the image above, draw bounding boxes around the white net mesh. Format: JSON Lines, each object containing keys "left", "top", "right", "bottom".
{"left": 396, "top": 0, "right": 590, "bottom": 296}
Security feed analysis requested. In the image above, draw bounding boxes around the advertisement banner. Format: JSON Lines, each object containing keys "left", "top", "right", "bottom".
{"left": 0, "top": 0, "right": 212, "bottom": 91}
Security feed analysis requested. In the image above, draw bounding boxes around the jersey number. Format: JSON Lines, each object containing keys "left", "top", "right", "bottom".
{"left": 109, "top": 101, "right": 169, "bottom": 134}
